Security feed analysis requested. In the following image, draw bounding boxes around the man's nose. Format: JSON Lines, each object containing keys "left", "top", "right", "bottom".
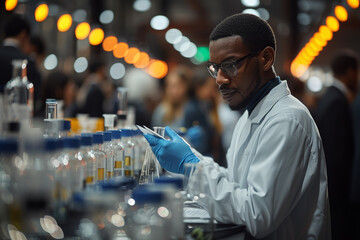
{"left": 215, "top": 69, "right": 230, "bottom": 86}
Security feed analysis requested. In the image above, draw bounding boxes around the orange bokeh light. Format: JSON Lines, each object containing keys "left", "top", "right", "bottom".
{"left": 75, "top": 22, "right": 91, "bottom": 40}
{"left": 300, "top": 50, "right": 314, "bottom": 62}
{"left": 57, "top": 14, "right": 73, "bottom": 32}
{"left": 318, "top": 25, "right": 333, "bottom": 41}
{"left": 334, "top": 5, "right": 348, "bottom": 22}
{"left": 308, "top": 41, "right": 323, "bottom": 52}
{"left": 304, "top": 46, "right": 318, "bottom": 57}
{"left": 291, "top": 61, "right": 309, "bottom": 78}
{"left": 326, "top": 16, "right": 340, "bottom": 32}
{"left": 102, "top": 36, "right": 118, "bottom": 52}
{"left": 313, "top": 33, "right": 327, "bottom": 47}
{"left": 147, "top": 60, "right": 168, "bottom": 79}
{"left": 35, "top": 4, "right": 49, "bottom": 22}
{"left": 113, "top": 42, "right": 129, "bottom": 58}
{"left": 134, "top": 52, "right": 150, "bottom": 68}
{"left": 124, "top": 47, "right": 140, "bottom": 64}
{"left": 347, "top": 0, "right": 359, "bottom": 8}
{"left": 89, "top": 28, "right": 105, "bottom": 45}
{"left": 5, "top": 0, "right": 17, "bottom": 11}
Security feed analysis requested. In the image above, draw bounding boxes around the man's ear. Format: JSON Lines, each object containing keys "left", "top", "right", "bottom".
{"left": 260, "top": 46, "right": 275, "bottom": 71}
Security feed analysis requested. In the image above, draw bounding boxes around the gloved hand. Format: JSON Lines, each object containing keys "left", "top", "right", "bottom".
{"left": 144, "top": 126, "right": 199, "bottom": 174}
{"left": 185, "top": 126, "right": 207, "bottom": 153}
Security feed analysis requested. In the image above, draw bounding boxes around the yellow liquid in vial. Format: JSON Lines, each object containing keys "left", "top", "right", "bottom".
{"left": 107, "top": 171, "right": 113, "bottom": 179}
{"left": 115, "top": 161, "right": 122, "bottom": 169}
{"left": 125, "top": 170, "right": 131, "bottom": 177}
{"left": 97, "top": 168, "right": 105, "bottom": 181}
{"left": 125, "top": 156, "right": 131, "bottom": 166}
{"left": 86, "top": 176, "right": 94, "bottom": 184}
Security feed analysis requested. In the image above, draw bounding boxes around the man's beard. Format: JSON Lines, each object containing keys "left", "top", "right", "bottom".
{"left": 229, "top": 70, "right": 262, "bottom": 112}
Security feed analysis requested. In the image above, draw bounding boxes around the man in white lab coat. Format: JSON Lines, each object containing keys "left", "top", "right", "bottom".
{"left": 145, "top": 13, "right": 331, "bottom": 239}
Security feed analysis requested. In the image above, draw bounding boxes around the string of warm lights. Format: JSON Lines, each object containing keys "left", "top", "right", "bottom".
{"left": 290, "top": 0, "right": 359, "bottom": 79}
{"left": 5, "top": 0, "right": 168, "bottom": 79}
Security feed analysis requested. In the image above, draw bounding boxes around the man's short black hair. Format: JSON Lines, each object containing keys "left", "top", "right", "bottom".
{"left": 331, "top": 53, "right": 358, "bottom": 76}
{"left": 4, "top": 15, "right": 31, "bottom": 38}
{"left": 210, "top": 13, "right": 276, "bottom": 53}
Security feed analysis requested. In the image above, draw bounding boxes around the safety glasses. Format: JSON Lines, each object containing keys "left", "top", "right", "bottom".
{"left": 206, "top": 53, "right": 253, "bottom": 79}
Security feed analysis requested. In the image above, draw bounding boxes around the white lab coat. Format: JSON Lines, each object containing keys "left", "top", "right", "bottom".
{"left": 188, "top": 81, "right": 331, "bottom": 240}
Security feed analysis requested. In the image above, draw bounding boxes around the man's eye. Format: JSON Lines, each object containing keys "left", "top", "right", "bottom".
{"left": 221, "top": 62, "right": 235, "bottom": 69}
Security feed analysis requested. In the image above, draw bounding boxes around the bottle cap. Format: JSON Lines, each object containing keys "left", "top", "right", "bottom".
{"left": 103, "top": 132, "right": 112, "bottom": 142}
{"left": 62, "top": 120, "right": 71, "bottom": 131}
{"left": 110, "top": 130, "right": 121, "bottom": 139}
{"left": 63, "top": 137, "right": 80, "bottom": 149}
{"left": 44, "top": 138, "right": 58, "bottom": 152}
{"left": 80, "top": 135, "right": 93, "bottom": 146}
{"left": 0, "top": 138, "right": 18, "bottom": 154}
{"left": 132, "top": 188, "right": 164, "bottom": 204}
{"left": 93, "top": 133, "right": 104, "bottom": 144}
{"left": 121, "top": 129, "right": 131, "bottom": 137}
{"left": 154, "top": 176, "right": 183, "bottom": 189}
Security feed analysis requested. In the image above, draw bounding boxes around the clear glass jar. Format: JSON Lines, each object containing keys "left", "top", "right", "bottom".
{"left": 62, "top": 137, "right": 84, "bottom": 202}
{"left": 92, "top": 133, "right": 106, "bottom": 182}
{"left": 126, "top": 187, "right": 168, "bottom": 240}
{"left": 0, "top": 137, "right": 18, "bottom": 236}
{"left": 80, "top": 134, "right": 96, "bottom": 188}
{"left": 102, "top": 131, "right": 114, "bottom": 180}
{"left": 109, "top": 130, "right": 125, "bottom": 177}
{"left": 120, "top": 129, "right": 135, "bottom": 178}
{"left": 15, "top": 137, "right": 57, "bottom": 237}
{"left": 132, "top": 129, "right": 147, "bottom": 180}
{"left": 4, "top": 60, "right": 28, "bottom": 123}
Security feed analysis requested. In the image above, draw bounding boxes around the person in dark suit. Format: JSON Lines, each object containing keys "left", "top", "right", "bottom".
{"left": 314, "top": 52, "right": 358, "bottom": 240}
{"left": 0, "top": 15, "right": 42, "bottom": 116}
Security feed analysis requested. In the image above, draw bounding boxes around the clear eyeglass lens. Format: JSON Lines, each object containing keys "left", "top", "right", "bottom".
{"left": 207, "top": 64, "right": 217, "bottom": 78}
{"left": 223, "top": 63, "right": 237, "bottom": 77}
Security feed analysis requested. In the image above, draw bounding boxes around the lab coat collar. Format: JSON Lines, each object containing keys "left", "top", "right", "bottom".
{"left": 249, "top": 80, "right": 290, "bottom": 124}
{"left": 246, "top": 76, "right": 281, "bottom": 115}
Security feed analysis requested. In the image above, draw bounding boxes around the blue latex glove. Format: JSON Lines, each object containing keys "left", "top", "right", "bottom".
{"left": 144, "top": 126, "right": 200, "bottom": 174}
{"left": 185, "top": 126, "right": 207, "bottom": 153}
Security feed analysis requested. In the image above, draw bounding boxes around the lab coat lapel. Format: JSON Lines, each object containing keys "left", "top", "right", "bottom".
{"left": 232, "top": 110, "right": 250, "bottom": 159}
{"left": 232, "top": 81, "right": 290, "bottom": 160}
{"left": 250, "top": 81, "right": 290, "bottom": 124}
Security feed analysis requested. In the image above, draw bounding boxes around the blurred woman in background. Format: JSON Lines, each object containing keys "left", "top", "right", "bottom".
{"left": 151, "top": 65, "right": 193, "bottom": 128}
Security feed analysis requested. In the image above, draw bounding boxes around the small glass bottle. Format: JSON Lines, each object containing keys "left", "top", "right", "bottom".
{"left": 92, "top": 133, "right": 106, "bottom": 182}
{"left": 62, "top": 137, "right": 85, "bottom": 202}
{"left": 80, "top": 134, "right": 96, "bottom": 188}
{"left": 109, "top": 130, "right": 125, "bottom": 177}
{"left": 21, "top": 59, "right": 34, "bottom": 119}
{"left": 121, "top": 129, "right": 135, "bottom": 178}
{"left": 126, "top": 187, "right": 168, "bottom": 240}
{"left": 0, "top": 138, "right": 18, "bottom": 230}
{"left": 102, "top": 131, "right": 114, "bottom": 180}
{"left": 43, "top": 99, "right": 59, "bottom": 138}
{"left": 154, "top": 177, "right": 185, "bottom": 239}
{"left": 132, "top": 129, "right": 147, "bottom": 180}
{"left": 16, "top": 137, "right": 56, "bottom": 237}
{"left": 60, "top": 120, "right": 71, "bottom": 138}
{"left": 4, "top": 60, "right": 29, "bottom": 123}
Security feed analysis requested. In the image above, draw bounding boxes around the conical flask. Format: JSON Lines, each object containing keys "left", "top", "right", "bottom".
{"left": 138, "top": 127, "right": 164, "bottom": 184}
